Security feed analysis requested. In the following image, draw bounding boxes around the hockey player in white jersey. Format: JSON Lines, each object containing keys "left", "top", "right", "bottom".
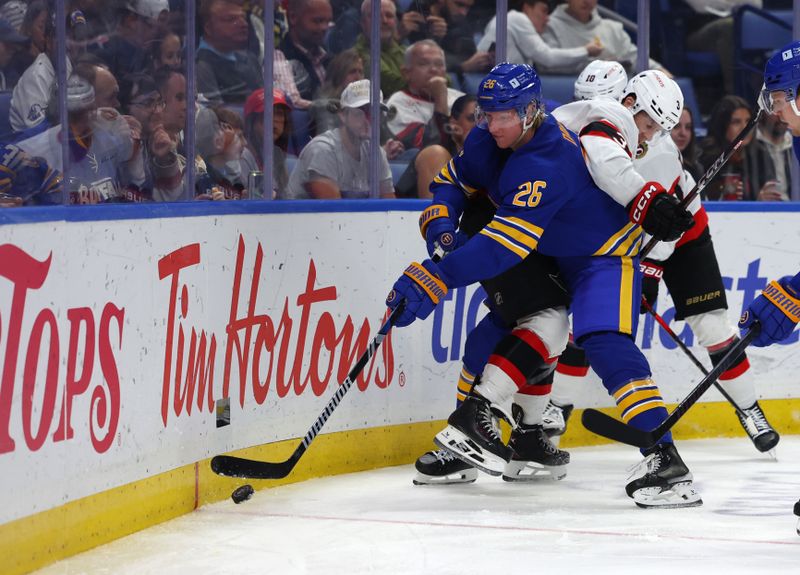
{"left": 548, "top": 62, "right": 780, "bottom": 457}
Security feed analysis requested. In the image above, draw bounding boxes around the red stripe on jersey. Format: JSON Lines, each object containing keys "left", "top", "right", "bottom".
{"left": 719, "top": 357, "right": 750, "bottom": 381}
{"left": 676, "top": 206, "right": 709, "bottom": 247}
{"left": 511, "top": 328, "right": 556, "bottom": 363}
{"left": 516, "top": 382, "right": 553, "bottom": 396}
{"left": 488, "top": 354, "right": 527, "bottom": 389}
{"left": 556, "top": 362, "right": 591, "bottom": 377}
{"left": 579, "top": 119, "right": 632, "bottom": 157}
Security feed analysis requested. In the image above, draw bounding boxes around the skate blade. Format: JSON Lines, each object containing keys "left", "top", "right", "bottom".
{"left": 632, "top": 481, "right": 703, "bottom": 509}
{"left": 766, "top": 448, "right": 778, "bottom": 461}
{"left": 502, "top": 460, "right": 567, "bottom": 482}
{"left": 434, "top": 426, "right": 507, "bottom": 476}
{"left": 412, "top": 468, "right": 478, "bottom": 486}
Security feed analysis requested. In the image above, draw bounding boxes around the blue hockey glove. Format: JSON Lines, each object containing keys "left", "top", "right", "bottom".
{"left": 386, "top": 260, "right": 449, "bottom": 328}
{"left": 419, "top": 203, "right": 457, "bottom": 257}
{"left": 739, "top": 274, "right": 800, "bottom": 347}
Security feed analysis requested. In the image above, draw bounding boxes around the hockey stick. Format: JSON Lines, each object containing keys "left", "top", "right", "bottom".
{"left": 211, "top": 302, "right": 405, "bottom": 479}
{"left": 639, "top": 110, "right": 762, "bottom": 260}
{"left": 641, "top": 297, "right": 749, "bottom": 420}
{"left": 580, "top": 322, "right": 760, "bottom": 449}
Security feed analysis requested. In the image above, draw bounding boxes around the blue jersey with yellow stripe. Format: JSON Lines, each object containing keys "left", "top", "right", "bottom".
{"left": 432, "top": 115, "right": 641, "bottom": 288}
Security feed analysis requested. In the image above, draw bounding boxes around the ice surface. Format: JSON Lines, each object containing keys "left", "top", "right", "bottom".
{"left": 34, "top": 437, "right": 800, "bottom": 575}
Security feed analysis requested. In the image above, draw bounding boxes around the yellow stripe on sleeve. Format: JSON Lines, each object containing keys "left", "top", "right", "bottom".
{"left": 479, "top": 228, "right": 531, "bottom": 259}
{"left": 593, "top": 223, "right": 638, "bottom": 256}
{"left": 485, "top": 219, "right": 540, "bottom": 251}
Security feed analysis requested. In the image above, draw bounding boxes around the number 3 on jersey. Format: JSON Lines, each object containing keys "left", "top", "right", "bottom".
{"left": 513, "top": 180, "right": 546, "bottom": 207}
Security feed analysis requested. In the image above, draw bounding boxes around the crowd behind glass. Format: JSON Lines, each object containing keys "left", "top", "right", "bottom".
{"left": 0, "top": 0, "right": 795, "bottom": 206}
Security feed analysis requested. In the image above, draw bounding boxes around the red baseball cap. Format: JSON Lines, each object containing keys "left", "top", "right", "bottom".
{"left": 244, "top": 88, "right": 291, "bottom": 118}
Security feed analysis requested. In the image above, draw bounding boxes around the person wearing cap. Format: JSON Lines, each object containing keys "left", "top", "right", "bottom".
{"left": 283, "top": 79, "right": 395, "bottom": 200}
{"left": 0, "top": 16, "right": 29, "bottom": 90}
{"left": 240, "top": 88, "right": 293, "bottom": 198}
{"left": 196, "top": 0, "right": 261, "bottom": 104}
{"left": 16, "top": 73, "right": 148, "bottom": 203}
{"left": 92, "top": 0, "right": 169, "bottom": 82}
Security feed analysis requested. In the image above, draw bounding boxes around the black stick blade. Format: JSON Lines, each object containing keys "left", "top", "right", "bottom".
{"left": 211, "top": 455, "right": 295, "bottom": 479}
{"left": 581, "top": 408, "right": 655, "bottom": 449}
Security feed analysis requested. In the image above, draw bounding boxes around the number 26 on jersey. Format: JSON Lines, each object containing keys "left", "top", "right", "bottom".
{"left": 512, "top": 180, "right": 546, "bottom": 208}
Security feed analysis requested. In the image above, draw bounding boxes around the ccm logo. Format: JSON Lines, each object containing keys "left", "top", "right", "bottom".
{"left": 631, "top": 184, "right": 658, "bottom": 224}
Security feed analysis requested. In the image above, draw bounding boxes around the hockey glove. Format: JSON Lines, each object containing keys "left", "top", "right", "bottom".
{"left": 739, "top": 273, "right": 800, "bottom": 347}
{"left": 386, "top": 260, "right": 449, "bottom": 328}
{"left": 419, "top": 203, "right": 458, "bottom": 257}
{"left": 627, "top": 182, "right": 694, "bottom": 242}
{"left": 639, "top": 259, "right": 664, "bottom": 314}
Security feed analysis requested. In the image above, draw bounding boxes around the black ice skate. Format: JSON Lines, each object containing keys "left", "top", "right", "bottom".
{"left": 735, "top": 401, "right": 780, "bottom": 455}
{"left": 502, "top": 423, "right": 570, "bottom": 482}
{"left": 434, "top": 393, "right": 513, "bottom": 476}
{"left": 625, "top": 443, "right": 702, "bottom": 509}
{"left": 542, "top": 400, "right": 573, "bottom": 443}
{"left": 412, "top": 449, "right": 478, "bottom": 485}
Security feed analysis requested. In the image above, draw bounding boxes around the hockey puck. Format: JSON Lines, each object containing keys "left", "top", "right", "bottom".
{"left": 231, "top": 484, "right": 254, "bottom": 504}
{"left": 794, "top": 499, "right": 800, "bottom": 517}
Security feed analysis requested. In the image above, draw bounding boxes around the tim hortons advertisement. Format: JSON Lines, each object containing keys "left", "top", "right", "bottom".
{"left": 0, "top": 207, "right": 798, "bottom": 522}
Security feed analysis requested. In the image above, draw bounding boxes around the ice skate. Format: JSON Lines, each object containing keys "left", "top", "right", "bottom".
{"left": 625, "top": 443, "right": 702, "bottom": 509}
{"left": 434, "top": 394, "right": 513, "bottom": 476}
{"left": 735, "top": 401, "right": 780, "bottom": 456}
{"left": 503, "top": 423, "right": 570, "bottom": 481}
{"left": 413, "top": 449, "right": 478, "bottom": 485}
{"left": 542, "top": 400, "right": 573, "bottom": 444}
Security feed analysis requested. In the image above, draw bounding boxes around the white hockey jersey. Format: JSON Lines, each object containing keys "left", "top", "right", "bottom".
{"left": 552, "top": 97, "right": 644, "bottom": 207}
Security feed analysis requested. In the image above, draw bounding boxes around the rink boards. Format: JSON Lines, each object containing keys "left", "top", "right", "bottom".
{"left": 1, "top": 201, "right": 799, "bottom": 574}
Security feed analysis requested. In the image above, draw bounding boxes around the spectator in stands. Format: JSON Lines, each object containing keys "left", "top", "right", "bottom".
{"left": 93, "top": 0, "right": 169, "bottom": 81}
{"left": 74, "top": 59, "right": 120, "bottom": 110}
{"left": 283, "top": 79, "right": 395, "bottom": 199}
{"left": 415, "top": 0, "right": 494, "bottom": 78}
{"left": 0, "top": 17, "right": 29, "bottom": 90}
{"left": 196, "top": 0, "right": 261, "bottom": 104}
{"left": 279, "top": 0, "right": 332, "bottom": 102}
{"left": 0, "top": 1, "right": 26, "bottom": 34}
{"left": 478, "top": 0, "right": 601, "bottom": 73}
{"left": 756, "top": 112, "right": 794, "bottom": 200}
{"left": 155, "top": 67, "right": 186, "bottom": 145}
{"left": 386, "top": 40, "right": 464, "bottom": 153}
{"left": 274, "top": 48, "right": 312, "bottom": 109}
{"left": 353, "top": 0, "right": 405, "bottom": 97}
{"left": 393, "top": 92, "right": 476, "bottom": 198}
{"left": 240, "top": 88, "right": 293, "bottom": 198}
{"left": 195, "top": 106, "right": 247, "bottom": 199}
{"left": 309, "top": 47, "right": 364, "bottom": 134}
{"left": 397, "top": 0, "right": 448, "bottom": 46}
{"left": 18, "top": 74, "right": 147, "bottom": 203}
{"left": 119, "top": 72, "right": 186, "bottom": 201}
{"left": 147, "top": 28, "right": 182, "bottom": 72}
{"left": 700, "top": 95, "right": 781, "bottom": 201}
{"left": 671, "top": 106, "right": 704, "bottom": 183}
{"left": 683, "top": 1, "right": 760, "bottom": 95}
{"left": 10, "top": 12, "right": 74, "bottom": 133}
{"left": 21, "top": 1, "right": 47, "bottom": 60}
{"left": 327, "top": 0, "right": 362, "bottom": 53}
{"left": 540, "top": 0, "right": 662, "bottom": 75}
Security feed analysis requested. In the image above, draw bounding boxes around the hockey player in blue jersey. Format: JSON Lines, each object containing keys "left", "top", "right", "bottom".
{"left": 762, "top": 40, "right": 800, "bottom": 164}
{"left": 0, "top": 143, "right": 63, "bottom": 206}
{"left": 387, "top": 63, "right": 700, "bottom": 508}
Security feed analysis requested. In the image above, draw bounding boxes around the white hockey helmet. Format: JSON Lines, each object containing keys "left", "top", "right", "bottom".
{"left": 574, "top": 60, "right": 628, "bottom": 101}
{"left": 624, "top": 70, "right": 683, "bottom": 131}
